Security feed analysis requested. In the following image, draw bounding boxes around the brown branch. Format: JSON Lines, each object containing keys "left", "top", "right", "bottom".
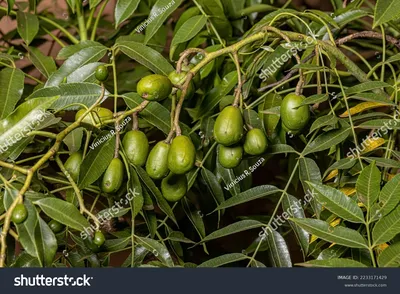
{"left": 176, "top": 48, "right": 207, "bottom": 73}
{"left": 336, "top": 31, "right": 400, "bottom": 50}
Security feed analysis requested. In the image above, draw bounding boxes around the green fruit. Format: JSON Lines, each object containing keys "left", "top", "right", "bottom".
{"left": 168, "top": 135, "right": 196, "bottom": 174}
{"left": 244, "top": 129, "right": 268, "bottom": 155}
{"left": 146, "top": 141, "right": 170, "bottom": 179}
{"left": 75, "top": 107, "right": 113, "bottom": 125}
{"left": 168, "top": 71, "right": 195, "bottom": 99}
{"left": 122, "top": 130, "right": 149, "bottom": 166}
{"left": 101, "top": 158, "right": 124, "bottom": 193}
{"left": 280, "top": 93, "right": 310, "bottom": 133}
{"left": 95, "top": 65, "right": 109, "bottom": 82}
{"left": 64, "top": 151, "right": 83, "bottom": 181}
{"left": 218, "top": 145, "right": 243, "bottom": 169}
{"left": 137, "top": 74, "right": 172, "bottom": 101}
{"left": 93, "top": 231, "right": 105, "bottom": 246}
{"left": 12, "top": 204, "right": 28, "bottom": 224}
{"left": 49, "top": 220, "right": 65, "bottom": 233}
{"left": 161, "top": 173, "right": 188, "bottom": 202}
{"left": 214, "top": 106, "right": 244, "bottom": 146}
{"left": 219, "top": 95, "right": 235, "bottom": 111}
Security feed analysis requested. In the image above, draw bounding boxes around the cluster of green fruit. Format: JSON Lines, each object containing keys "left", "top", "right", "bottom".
{"left": 214, "top": 105, "right": 268, "bottom": 169}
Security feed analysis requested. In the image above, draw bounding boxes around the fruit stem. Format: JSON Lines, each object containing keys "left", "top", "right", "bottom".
{"left": 176, "top": 48, "right": 207, "bottom": 73}
{"left": 232, "top": 52, "right": 244, "bottom": 107}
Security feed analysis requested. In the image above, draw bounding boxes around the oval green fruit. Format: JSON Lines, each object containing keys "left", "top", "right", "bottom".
{"left": 101, "top": 158, "right": 124, "bottom": 193}
{"left": 244, "top": 129, "right": 268, "bottom": 155}
{"left": 93, "top": 231, "right": 105, "bottom": 246}
{"left": 219, "top": 95, "right": 235, "bottom": 111}
{"left": 75, "top": 107, "right": 113, "bottom": 125}
{"left": 146, "top": 141, "right": 170, "bottom": 179}
{"left": 161, "top": 173, "right": 188, "bottom": 202}
{"left": 12, "top": 204, "right": 28, "bottom": 224}
{"left": 64, "top": 151, "right": 83, "bottom": 181}
{"left": 122, "top": 130, "right": 149, "bottom": 166}
{"left": 95, "top": 65, "right": 109, "bottom": 82}
{"left": 168, "top": 135, "right": 196, "bottom": 175}
{"left": 168, "top": 71, "right": 195, "bottom": 99}
{"left": 214, "top": 106, "right": 244, "bottom": 146}
{"left": 218, "top": 144, "right": 243, "bottom": 169}
{"left": 280, "top": 93, "right": 310, "bottom": 133}
{"left": 49, "top": 220, "right": 65, "bottom": 233}
{"left": 137, "top": 74, "right": 172, "bottom": 101}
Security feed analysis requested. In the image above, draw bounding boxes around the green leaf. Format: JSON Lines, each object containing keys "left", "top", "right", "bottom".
{"left": 63, "top": 127, "right": 83, "bottom": 153}
{"left": 57, "top": 41, "right": 103, "bottom": 60}
{"left": 196, "top": 0, "right": 232, "bottom": 37}
{"left": 29, "top": 83, "right": 107, "bottom": 111}
{"left": 129, "top": 166, "right": 144, "bottom": 219}
{"left": 103, "top": 238, "right": 131, "bottom": 252}
{"left": 115, "top": 0, "right": 140, "bottom": 27}
{"left": 307, "top": 182, "right": 365, "bottom": 223}
{"left": 303, "top": 127, "right": 350, "bottom": 155}
{"left": 134, "top": 166, "right": 177, "bottom": 225}
{"left": 46, "top": 44, "right": 108, "bottom": 87}
{"left": 374, "top": 0, "right": 400, "bottom": 28}
{"left": 309, "top": 115, "right": 338, "bottom": 135}
{"left": 326, "top": 158, "right": 356, "bottom": 173}
{"left": 378, "top": 174, "right": 400, "bottom": 216}
{"left": 297, "top": 258, "right": 367, "bottom": 267}
{"left": 378, "top": 242, "right": 400, "bottom": 267}
{"left": 27, "top": 46, "right": 57, "bottom": 78}
{"left": 78, "top": 131, "right": 116, "bottom": 189}
{"left": 299, "top": 157, "right": 322, "bottom": 217}
{"left": 17, "top": 11, "right": 39, "bottom": 45}
{"left": 135, "top": 236, "right": 174, "bottom": 267}
{"left": 243, "top": 109, "right": 263, "bottom": 130}
{"left": 0, "top": 97, "right": 58, "bottom": 157}
{"left": 216, "top": 160, "right": 240, "bottom": 196}
{"left": 282, "top": 194, "right": 309, "bottom": 256}
{"left": 201, "top": 168, "right": 225, "bottom": 205}
{"left": 198, "top": 253, "right": 249, "bottom": 267}
{"left": 356, "top": 161, "right": 380, "bottom": 209}
{"left": 215, "top": 185, "right": 280, "bottom": 211}
{"left": 117, "top": 40, "right": 173, "bottom": 75}
{"left": 171, "top": 15, "right": 207, "bottom": 47}
{"left": 0, "top": 67, "right": 25, "bottom": 119}
{"left": 300, "top": 94, "right": 328, "bottom": 106}
{"left": 372, "top": 206, "right": 400, "bottom": 245}
{"left": 35, "top": 198, "right": 91, "bottom": 231}
{"left": 37, "top": 217, "right": 58, "bottom": 266}
{"left": 345, "top": 81, "right": 390, "bottom": 96}
{"left": 290, "top": 218, "right": 368, "bottom": 248}
{"left": 201, "top": 220, "right": 264, "bottom": 243}
{"left": 269, "top": 144, "right": 297, "bottom": 154}
{"left": 358, "top": 119, "right": 400, "bottom": 130}
{"left": 266, "top": 229, "right": 292, "bottom": 267}
{"left": 144, "top": 0, "right": 184, "bottom": 44}
{"left": 67, "top": 62, "right": 105, "bottom": 84}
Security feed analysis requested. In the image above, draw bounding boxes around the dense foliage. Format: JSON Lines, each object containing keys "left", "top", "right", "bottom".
{"left": 1, "top": 0, "right": 400, "bottom": 268}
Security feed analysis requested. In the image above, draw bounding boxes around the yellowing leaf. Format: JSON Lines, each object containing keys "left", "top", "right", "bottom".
{"left": 340, "top": 102, "right": 387, "bottom": 117}
{"left": 361, "top": 138, "right": 386, "bottom": 154}
{"left": 310, "top": 218, "right": 341, "bottom": 244}
{"left": 376, "top": 243, "right": 389, "bottom": 254}
{"left": 324, "top": 169, "right": 338, "bottom": 182}
{"left": 340, "top": 187, "right": 356, "bottom": 196}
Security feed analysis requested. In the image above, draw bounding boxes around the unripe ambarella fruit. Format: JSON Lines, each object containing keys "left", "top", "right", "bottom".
{"left": 167, "top": 136, "right": 196, "bottom": 175}
{"left": 218, "top": 145, "right": 243, "bottom": 169}
{"left": 161, "top": 173, "right": 188, "bottom": 202}
{"left": 168, "top": 71, "right": 195, "bottom": 99}
{"left": 280, "top": 93, "right": 310, "bottom": 134}
{"left": 93, "top": 231, "right": 105, "bottom": 246}
{"left": 64, "top": 151, "right": 83, "bottom": 181}
{"left": 137, "top": 74, "right": 172, "bottom": 101}
{"left": 214, "top": 106, "right": 244, "bottom": 146}
{"left": 95, "top": 65, "right": 109, "bottom": 82}
{"left": 122, "top": 130, "right": 149, "bottom": 166}
{"left": 101, "top": 158, "right": 124, "bottom": 193}
{"left": 146, "top": 141, "right": 170, "bottom": 179}
{"left": 12, "top": 204, "right": 28, "bottom": 224}
{"left": 75, "top": 107, "right": 113, "bottom": 125}
{"left": 244, "top": 129, "right": 268, "bottom": 155}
